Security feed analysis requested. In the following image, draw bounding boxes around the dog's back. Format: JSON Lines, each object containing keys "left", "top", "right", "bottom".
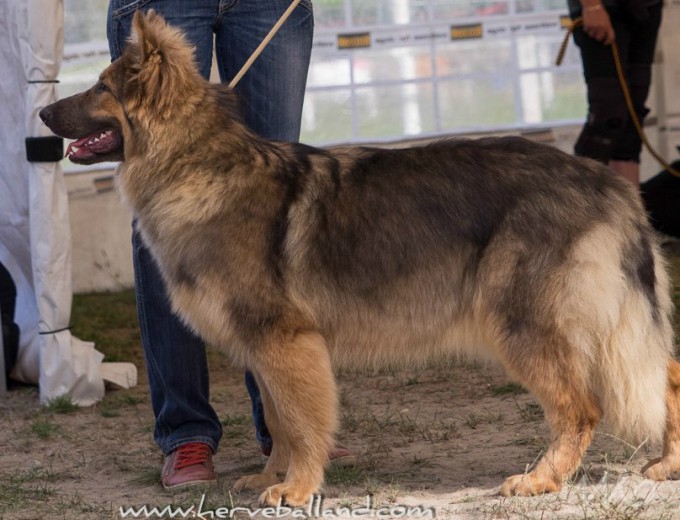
{"left": 277, "top": 136, "right": 673, "bottom": 498}
{"left": 287, "top": 138, "right": 670, "bottom": 396}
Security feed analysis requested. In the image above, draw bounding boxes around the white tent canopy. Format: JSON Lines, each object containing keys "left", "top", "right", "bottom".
{"left": 0, "top": 0, "right": 135, "bottom": 405}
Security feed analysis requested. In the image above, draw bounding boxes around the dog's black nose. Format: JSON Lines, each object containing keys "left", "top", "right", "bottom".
{"left": 39, "top": 107, "right": 52, "bottom": 125}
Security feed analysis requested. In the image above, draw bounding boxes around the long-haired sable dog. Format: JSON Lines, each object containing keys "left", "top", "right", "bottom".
{"left": 41, "top": 10, "right": 680, "bottom": 506}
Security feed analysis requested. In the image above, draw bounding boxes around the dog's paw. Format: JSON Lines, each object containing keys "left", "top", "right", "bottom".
{"left": 642, "top": 457, "right": 680, "bottom": 481}
{"left": 259, "top": 483, "right": 313, "bottom": 507}
{"left": 500, "top": 473, "right": 561, "bottom": 497}
{"left": 232, "top": 473, "right": 281, "bottom": 493}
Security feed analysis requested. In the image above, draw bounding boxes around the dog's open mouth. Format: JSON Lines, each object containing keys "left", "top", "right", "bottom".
{"left": 66, "top": 129, "right": 123, "bottom": 163}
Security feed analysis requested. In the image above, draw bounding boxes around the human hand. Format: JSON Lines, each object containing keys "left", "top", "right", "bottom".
{"left": 581, "top": 3, "right": 616, "bottom": 45}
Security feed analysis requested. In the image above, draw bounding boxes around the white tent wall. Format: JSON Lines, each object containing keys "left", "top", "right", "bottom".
{"left": 0, "top": 0, "right": 41, "bottom": 386}
{"left": 0, "top": 0, "right": 135, "bottom": 405}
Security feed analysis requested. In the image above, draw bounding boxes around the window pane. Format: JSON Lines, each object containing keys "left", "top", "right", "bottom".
{"left": 356, "top": 82, "right": 436, "bottom": 139}
{"left": 308, "top": 56, "right": 352, "bottom": 87}
{"left": 433, "top": 0, "right": 509, "bottom": 18}
{"left": 517, "top": 34, "right": 578, "bottom": 70}
{"left": 353, "top": 47, "right": 433, "bottom": 84}
{"left": 525, "top": 0, "right": 568, "bottom": 12}
{"left": 351, "top": 0, "right": 432, "bottom": 26}
{"left": 431, "top": 1, "right": 472, "bottom": 18}
{"left": 435, "top": 40, "right": 513, "bottom": 76}
{"left": 313, "top": 0, "right": 349, "bottom": 29}
{"left": 438, "top": 77, "right": 515, "bottom": 130}
{"left": 59, "top": 0, "right": 111, "bottom": 171}
{"left": 61, "top": 0, "right": 110, "bottom": 99}
{"left": 301, "top": 89, "right": 354, "bottom": 144}
{"left": 64, "top": 0, "right": 109, "bottom": 44}
{"left": 520, "top": 71, "right": 585, "bottom": 123}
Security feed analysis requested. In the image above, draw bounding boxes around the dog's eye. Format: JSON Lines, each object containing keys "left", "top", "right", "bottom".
{"left": 95, "top": 82, "right": 110, "bottom": 94}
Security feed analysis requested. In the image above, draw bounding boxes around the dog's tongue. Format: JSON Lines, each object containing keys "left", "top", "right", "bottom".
{"left": 65, "top": 130, "right": 120, "bottom": 161}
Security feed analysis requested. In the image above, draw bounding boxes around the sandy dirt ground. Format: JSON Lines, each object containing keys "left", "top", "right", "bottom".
{"left": 2, "top": 353, "right": 680, "bottom": 520}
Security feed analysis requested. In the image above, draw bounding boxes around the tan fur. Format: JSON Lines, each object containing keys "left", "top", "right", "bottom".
{"left": 643, "top": 359, "right": 680, "bottom": 480}
{"left": 40, "top": 10, "right": 680, "bottom": 507}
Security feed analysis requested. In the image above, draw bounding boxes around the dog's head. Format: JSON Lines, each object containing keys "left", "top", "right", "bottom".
{"left": 40, "top": 10, "right": 204, "bottom": 164}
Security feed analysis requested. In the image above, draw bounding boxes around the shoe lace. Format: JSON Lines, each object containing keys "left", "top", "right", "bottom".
{"left": 174, "top": 443, "right": 212, "bottom": 470}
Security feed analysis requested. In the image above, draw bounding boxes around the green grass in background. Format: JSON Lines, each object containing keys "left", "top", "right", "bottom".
{"left": 71, "top": 289, "right": 141, "bottom": 364}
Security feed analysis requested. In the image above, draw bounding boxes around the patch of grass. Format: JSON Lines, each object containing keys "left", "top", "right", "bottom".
{"left": 131, "top": 467, "right": 162, "bottom": 486}
{"left": 325, "top": 465, "right": 365, "bottom": 486}
{"left": 0, "top": 469, "right": 58, "bottom": 513}
{"left": 362, "top": 477, "right": 382, "bottom": 496}
{"left": 96, "top": 390, "right": 145, "bottom": 418}
{"left": 44, "top": 395, "right": 79, "bottom": 414}
{"left": 220, "top": 414, "right": 254, "bottom": 446}
{"left": 394, "top": 414, "right": 422, "bottom": 439}
{"left": 510, "top": 436, "right": 544, "bottom": 448}
{"left": 516, "top": 401, "right": 544, "bottom": 422}
{"left": 221, "top": 414, "right": 251, "bottom": 441}
{"left": 30, "top": 417, "right": 61, "bottom": 439}
{"left": 341, "top": 409, "right": 459, "bottom": 445}
{"left": 491, "top": 382, "right": 527, "bottom": 396}
{"left": 464, "top": 409, "right": 504, "bottom": 430}
{"left": 52, "top": 492, "right": 116, "bottom": 517}
{"left": 336, "top": 496, "right": 356, "bottom": 509}
{"left": 221, "top": 414, "right": 250, "bottom": 427}
{"left": 120, "top": 393, "right": 144, "bottom": 405}
{"left": 71, "top": 289, "right": 141, "bottom": 364}
{"left": 340, "top": 409, "right": 390, "bottom": 434}
{"left": 98, "top": 407, "right": 121, "bottom": 418}
{"left": 465, "top": 412, "right": 481, "bottom": 429}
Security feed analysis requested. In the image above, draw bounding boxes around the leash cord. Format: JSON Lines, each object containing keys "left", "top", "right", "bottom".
{"left": 227, "top": 0, "right": 303, "bottom": 89}
{"left": 557, "top": 17, "right": 680, "bottom": 178}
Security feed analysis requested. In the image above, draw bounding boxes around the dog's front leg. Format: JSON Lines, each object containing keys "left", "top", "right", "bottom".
{"left": 234, "top": 330, "right": 338, "bottom": 506}
{"left": 232, "top": 374, "right": 290, "bottom": 492}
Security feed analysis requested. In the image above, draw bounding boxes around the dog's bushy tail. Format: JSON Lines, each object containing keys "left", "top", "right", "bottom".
{"left": 574, "top": 221, "right": 674, "bottom": 445}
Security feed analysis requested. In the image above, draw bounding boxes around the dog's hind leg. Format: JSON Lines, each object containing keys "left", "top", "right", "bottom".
{"left": 497, "top": 334, "right": 602, "bottom": 496}
{"left": 243, "top": 330, "right": 338, "bottom": 506}
{"left": 643, "top": 359, "right": 680, "bottom": 481}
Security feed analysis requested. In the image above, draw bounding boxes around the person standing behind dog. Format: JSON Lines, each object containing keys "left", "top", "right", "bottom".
{"left": 569, "top": 0, "right": 663, "bottom": 185}
{"left": 107, "top": 0, "right": 352, "bottom": 489}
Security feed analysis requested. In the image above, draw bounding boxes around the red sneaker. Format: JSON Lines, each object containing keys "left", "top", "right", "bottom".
{"left": 161, "top": 442, "right": 217, "bottom": 490}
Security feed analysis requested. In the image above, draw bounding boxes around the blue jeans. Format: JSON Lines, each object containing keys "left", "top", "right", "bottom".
{"left": 107, "top": 0, "right": 313, "bottom": 455}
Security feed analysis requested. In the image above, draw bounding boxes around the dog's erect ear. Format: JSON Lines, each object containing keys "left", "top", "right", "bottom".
{"left": 126, "top": 9, "right": 203, "bottom": 119}
{"left": 132, "top": 9, "right": 165, "bottom": 66}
